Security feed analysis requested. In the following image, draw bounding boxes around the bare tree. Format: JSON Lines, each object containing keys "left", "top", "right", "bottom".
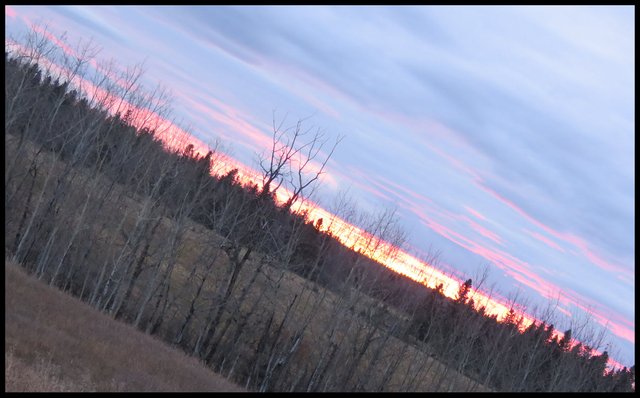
{"left": 258, "top": 113, "right": 342, "bottom": 210}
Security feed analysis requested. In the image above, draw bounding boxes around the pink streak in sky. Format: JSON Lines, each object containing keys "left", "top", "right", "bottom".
{"left": 178, "top": 94, "right": 273, "bottom": 151}
{"left": 5, "top": 5, "right": 16, "bottom": 19}
{"left": 362, "top": 177, "right": 505, "bottom": 247}
{"left": 412, "top": 132, "right": 630, "bottom": 284}
{"left": 347, "top": 167, "right": 435, "bottom": 207}
{"left": 570, "top": 299, "right": 635, "bottom": 346}
{"left": 414, "top": 207, "right": 632, "bottom": 335}
{"left": 557, "top": 305, "right": 572, "bottom": 318}
{"left": 426, "top": 141, "right": 484, "bottom": 182}
{"left": 463, "top": 215, "right": 505, "bottom": 246}
{"left": 464, "top": 205, "right": 489, "bottom": 221}
{"left": 346, "top": 173, "right": 396, "bottom": 203}
{"left": 475, "top": 181, "right": 631, "bottom": 279}
{"left": 522, "top": 228, "right": 566, "bottom": 253}
{"left": 176, "top": 91, "right": 340, "bottom": 192}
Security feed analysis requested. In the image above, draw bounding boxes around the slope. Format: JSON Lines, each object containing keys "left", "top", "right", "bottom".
{"left": 5, "top": 258, "right": 245, "bottom": 392}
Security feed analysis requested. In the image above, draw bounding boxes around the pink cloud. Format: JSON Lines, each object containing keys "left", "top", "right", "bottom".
{"left": 369, "top": 184, "right": 505, "bottom": 248}
{"left": 476, "top": 181, "right": 631, "bottom": 279}
{"left": 346, "top": 174, "right": 395, "bottom": 203}
{"left": 340, "top": 167, "right": 407, "bottom": 205}
{"left": 463, "top": 215, "right": 505, "bottom": 246}
{"left": 522, "top": 228, "right": 566, "bottom": 253}
{"left": 557, "top": 306, "right": 572, "bottom": 318}
{"left": 609, "top": 320, "right": 635, "bottom": 345}
{"left": 178, "top": 93, "right": 273, "bottom": 151}
{"left": 426, "top": 141, "right": 484, "bottom": 181}
{"left": 368, "top": 109, "right": 480, "bottom": 164}
{"left": 464, "top": 205, "right": 489, "bottom": 221}
{"left": 273, "top": 60, "right": 357, "bottom": 113}
{"left": 569, "top": 298, "right": 635, "bottom": 346}
{"left": 415, "top": 209, "right": 593, "bottom": 315}
{"left": 176, "top": 92, "right": 340, "bottom": 194}
{"left": 350, "top": 170, "right": 436, "bottom": 208}
{"left": 5, "top": 5, "right": 16, "bottom": 19}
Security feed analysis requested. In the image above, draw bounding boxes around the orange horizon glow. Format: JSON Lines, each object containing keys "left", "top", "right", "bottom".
{"left": 154, "top": 131, "right": 624, "bottom": 370}
{"left": 5, "top": 30, "right": 629, "bottom": 371}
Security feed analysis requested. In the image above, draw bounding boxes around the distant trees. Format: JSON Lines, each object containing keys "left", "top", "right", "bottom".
{"left": 5, "top": 24, "right": 634, "bottom": 393}
{"left": 455, "top": 278, "right": 472, "bottom": 304}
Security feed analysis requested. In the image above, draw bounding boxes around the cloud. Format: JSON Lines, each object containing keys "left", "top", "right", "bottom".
{"left": 522, "top": 229, "right": 565, "bottom": 253}
{"left": 464, "top": 216, "right": 505, "bottom": 246}
{"left": 464, "top": 206, "right": 489, "bottom": 222}
{"left": 176, "top": 92, "right": 273, "bottom": 152}
{"left": 54, "top": 6, "right": 128, "bottom": 44}
{"left": 476, "top": 181, "right": 632, "bottom": 279}
{"left": 5, "top": 5, "right": 17, "bottom": 19}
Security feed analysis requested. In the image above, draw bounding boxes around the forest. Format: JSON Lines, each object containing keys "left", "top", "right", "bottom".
{"left": 4, "top": 26, "right": 634, "bottom": 392}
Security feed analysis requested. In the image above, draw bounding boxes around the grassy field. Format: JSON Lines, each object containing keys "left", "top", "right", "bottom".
{"left": 4, "top": 258, "right": 245, "bottom": 392}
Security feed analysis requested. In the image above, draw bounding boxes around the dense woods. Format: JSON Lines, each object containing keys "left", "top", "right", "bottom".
{"left": 4, "top": 26, "right": 634, "bottom": 392}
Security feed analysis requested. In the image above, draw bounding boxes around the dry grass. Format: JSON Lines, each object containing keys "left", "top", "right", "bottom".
{"left": 4, "top": 259, "right": 245, "bottom": 392}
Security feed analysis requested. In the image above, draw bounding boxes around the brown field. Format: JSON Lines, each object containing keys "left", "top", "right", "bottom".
{"left": 4, "top": 258, "right": 245, "bottom": 392}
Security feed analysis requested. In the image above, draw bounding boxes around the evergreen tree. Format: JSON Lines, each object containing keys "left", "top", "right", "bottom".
{"left": 455, "top": 278, "right": 472, "bottom": 304}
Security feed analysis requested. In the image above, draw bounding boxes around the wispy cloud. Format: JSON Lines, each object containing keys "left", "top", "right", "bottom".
{"left": 522, "top": 229, "right": 565, "bottom": 253}
{"left": 5, "top": 5, "right": 17, "bottom": 19}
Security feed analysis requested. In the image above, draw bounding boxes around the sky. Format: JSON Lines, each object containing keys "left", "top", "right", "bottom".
{"left": 5, "top": 5, "right": 634, "bottom": 367}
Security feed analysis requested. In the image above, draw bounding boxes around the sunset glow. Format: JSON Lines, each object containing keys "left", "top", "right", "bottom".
{"left": 83, "top": 80, "right": 621, "bottom": 368}
{"left": 5, "top": 6, "right": 633, "bottom": 373}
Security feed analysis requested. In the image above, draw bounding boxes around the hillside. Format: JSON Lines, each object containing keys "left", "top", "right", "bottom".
{"left": 5, "top": 258, "right": 245, "bottom": 392}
